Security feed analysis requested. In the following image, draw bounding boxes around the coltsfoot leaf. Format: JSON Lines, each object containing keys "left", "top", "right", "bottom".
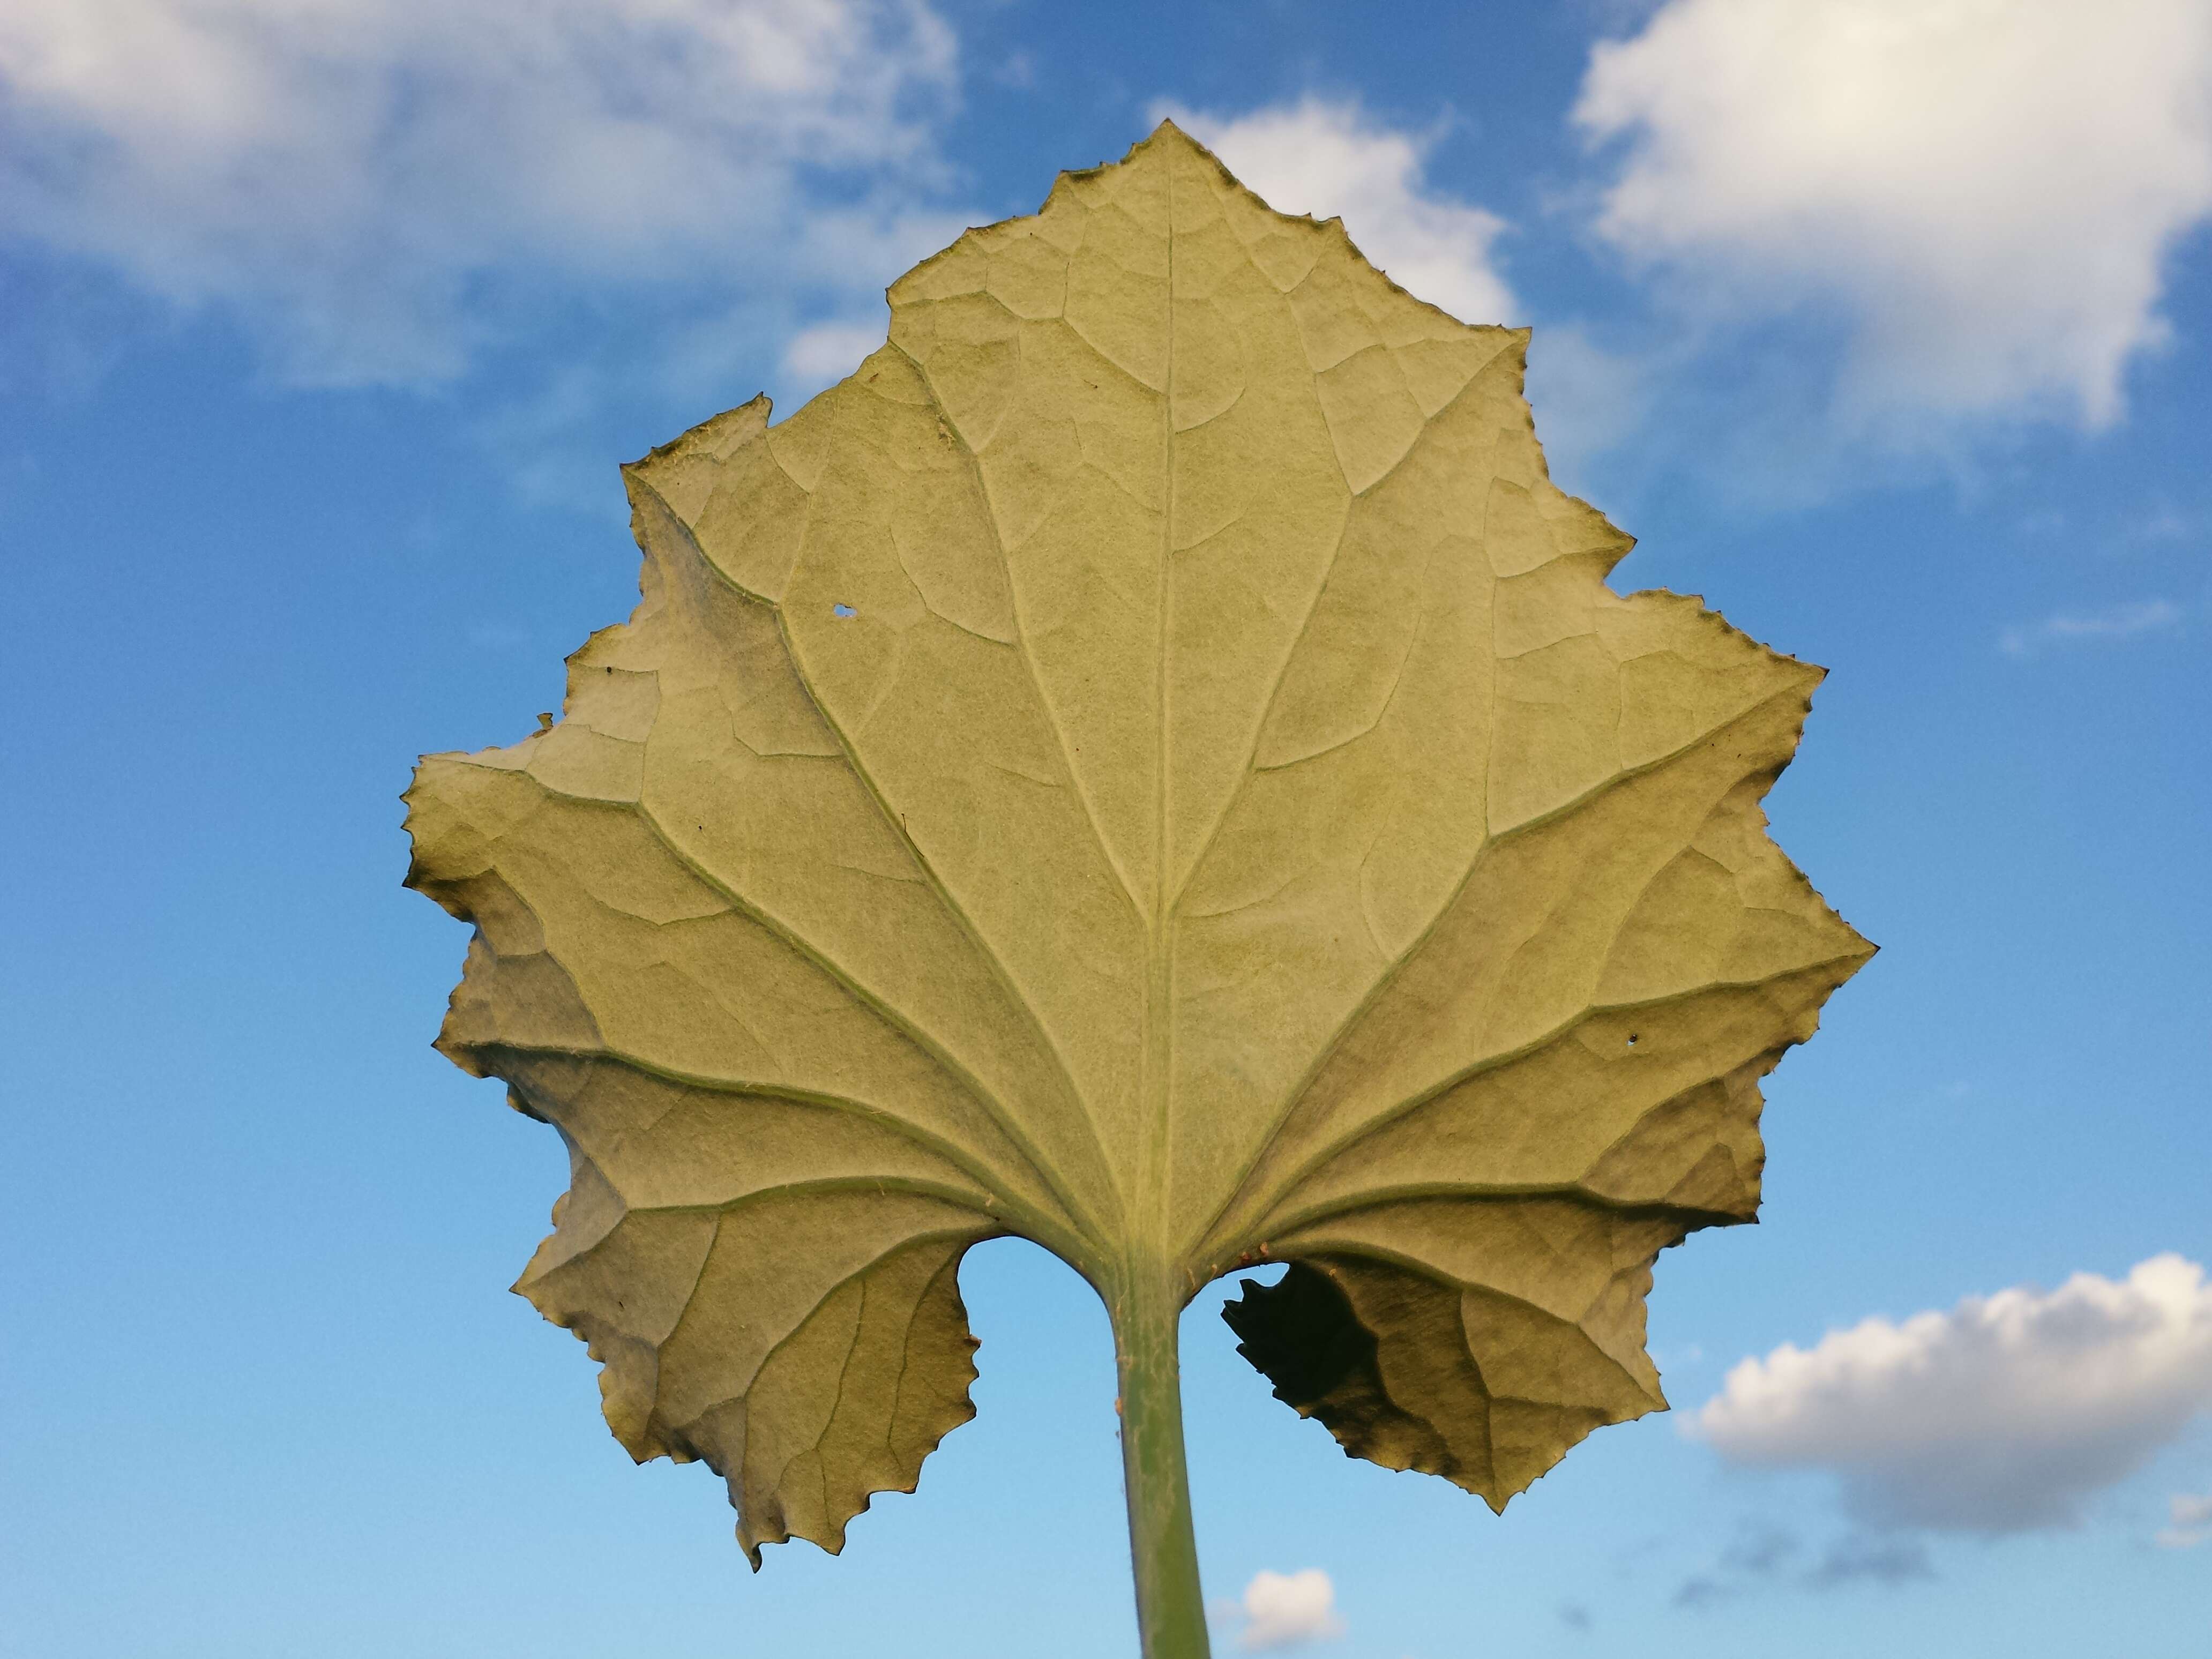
{"left": 405, "top": 121, "right": 1870, "bottom": 1570}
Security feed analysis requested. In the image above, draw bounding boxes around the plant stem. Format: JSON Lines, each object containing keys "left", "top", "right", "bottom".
{"left": 1114, "top": 1262, "right": 1210, "bottom": 1659}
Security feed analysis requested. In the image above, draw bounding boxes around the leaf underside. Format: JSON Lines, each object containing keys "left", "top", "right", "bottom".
{"left": 404, "top": 121, "right": 1871, "bottom": 1561}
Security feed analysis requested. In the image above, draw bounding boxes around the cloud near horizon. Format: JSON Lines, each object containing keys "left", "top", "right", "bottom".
{"left": 1695, "top": 1255, "right": 2212, "bottom": 1534}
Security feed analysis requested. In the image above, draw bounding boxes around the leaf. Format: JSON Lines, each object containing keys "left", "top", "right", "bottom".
{"left": 404, "top": 122, "right": 1871, "bottom": 1579}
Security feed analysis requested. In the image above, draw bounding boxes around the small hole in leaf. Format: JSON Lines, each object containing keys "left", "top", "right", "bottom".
{"left": 833, "top": 603, "right": 857, "bottom": 619}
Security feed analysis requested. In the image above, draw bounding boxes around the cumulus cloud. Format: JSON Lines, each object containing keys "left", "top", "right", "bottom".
{"left": 1161, "top": 99, "right": 1517, "bottom": 329}
{"left": 0, "top": 0, "right": 959, "bottom": 385}
{"left": 1574, "top": 0, "right": 2212, "bottom": 431}
{"left": 1999, "top": 599, "right": 2186, "bottom": 659}
{"left": 2157, "top": 1490, "right": 2212, "bottom": 1549}
{"left": 1235, "top": 1568, "right": 1346, "bottom": 1651}
{"left": 1696, "top": 1255, "right": 2212, "bottom": 1533}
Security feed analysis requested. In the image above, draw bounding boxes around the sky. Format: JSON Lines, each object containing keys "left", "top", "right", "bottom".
{"left": 2, "top": 1, "right": 2208, "bottom": 1655}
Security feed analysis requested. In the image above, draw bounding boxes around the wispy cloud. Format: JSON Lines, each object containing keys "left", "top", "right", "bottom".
{"left": 1694, "top": 1254, "right": 2212, "bottom": 1533}
{"left": 1804, "top": 1534, "right": 1934, "bottom": 1589}
{"left": 2132, "top": 505, "right": 2200, "bottom": 545}
{"left": 1234, "top": 1568, "right": 1347, "bottom": 1651}
{"left": 1671, "top": 1520, "right": 1932, "bottom": 1607}
{"left": 1670, "top": 1521, "right": 1795, "bottom": 1607}
{"left": 1672, "top": 1574, "right": 1728, "bottom": 1610}
{"left": 2156, "top": 1490, "right": 2212, "bottom": 1549}
{"left": 0, "top": 0, "right": 960, "bottom": 386}
{"left": 1999, "top": 599, "right": 2185, "bottom": 658}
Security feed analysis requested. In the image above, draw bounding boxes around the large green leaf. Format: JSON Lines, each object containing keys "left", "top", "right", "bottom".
{"left": 405, "top": 121, "right": 1870, "bottom": 1581}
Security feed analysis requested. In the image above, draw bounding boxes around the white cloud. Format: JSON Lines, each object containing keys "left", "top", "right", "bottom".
{"left": 0, "top": 0, "right": 958, "bottom": 385}
{"left": 1574, "top": 0, "right": 2212, "bottom": 430}
{"left": 1695, "top": 1255, "right": 2212, "bottom": 1533}
{"left": 1518, "top": 321, "right": 1653, "bottom": 496}
{"left": 1236, "top": 1568, "right": 1346, "bottom": 1651}
{"left": 781, "top": 318, "right": 889, "bottom": 388}
{"left": 1998, "top": 599, "right": 2185, "bottom": 659}
{"left": 1161, "top": 99, "right": 1517, "bottom": 329}
{"left": 2157, "top": 1489, "right": 2212, "bottom": 1549}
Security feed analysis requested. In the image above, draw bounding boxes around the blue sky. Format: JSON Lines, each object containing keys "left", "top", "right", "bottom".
{"left": 3, "top": 2, "right": 2209, "bottom": 1655}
